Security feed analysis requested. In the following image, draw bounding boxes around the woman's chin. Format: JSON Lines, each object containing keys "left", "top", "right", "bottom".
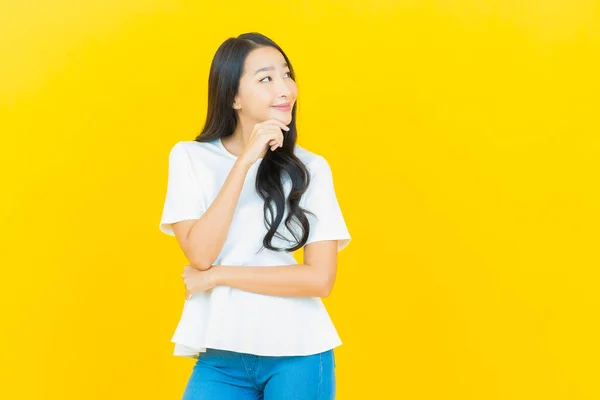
{"left": 269, "top": 112, "right": 292, "bottom": 125}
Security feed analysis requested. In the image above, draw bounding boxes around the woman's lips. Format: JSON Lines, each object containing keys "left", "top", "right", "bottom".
{"left": 272, "top": 103, "right": 291, "bottom": 111}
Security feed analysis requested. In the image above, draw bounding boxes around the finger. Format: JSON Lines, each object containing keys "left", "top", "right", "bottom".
{"left": 267, "top": 131, "right": 285, "bottom": 146}
{"left": 264, "top": 119, "right": 290, "bottom": 131}
{"left": 267, "top": 120, "right": 290, "bottom": 131}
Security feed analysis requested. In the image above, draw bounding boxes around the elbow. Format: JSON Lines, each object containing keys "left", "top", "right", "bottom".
{"left": 319, "top": 278, "right": 335, "bottom": 298}
{"left": 189, "top": 257, "right": 213, "bottom": 271}
{"left": 186, "top": 246, "right": 218, "bottom": 271}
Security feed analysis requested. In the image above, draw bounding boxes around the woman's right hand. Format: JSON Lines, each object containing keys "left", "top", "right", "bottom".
{"left": 238, "top": 119, "right": 290, "bottom": 166}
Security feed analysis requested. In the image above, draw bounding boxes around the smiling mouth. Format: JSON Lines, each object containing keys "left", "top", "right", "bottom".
{"left": 272, "top": 103, "right": 291, "bottom": 110}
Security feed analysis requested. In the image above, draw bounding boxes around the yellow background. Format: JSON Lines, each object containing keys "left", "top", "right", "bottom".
{"left": 1, "top": 0, "right": 599, "bottom": 398}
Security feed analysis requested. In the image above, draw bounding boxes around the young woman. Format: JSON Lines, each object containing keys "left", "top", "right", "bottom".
{"left": 159, "top": 32, "right": 351, "bottom": 400}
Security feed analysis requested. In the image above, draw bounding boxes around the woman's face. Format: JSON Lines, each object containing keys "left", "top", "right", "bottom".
{"left": 234, "top": 46, "right": 298, "bottom": 126}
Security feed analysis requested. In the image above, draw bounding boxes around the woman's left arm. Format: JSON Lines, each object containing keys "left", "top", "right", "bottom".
{"left": 183, "top": 240, "right": 339, "bottom": 298}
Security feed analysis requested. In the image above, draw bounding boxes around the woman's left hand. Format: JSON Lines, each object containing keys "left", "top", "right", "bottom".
{"left": 182, "top": 265, "right": 218, "bottom": 300}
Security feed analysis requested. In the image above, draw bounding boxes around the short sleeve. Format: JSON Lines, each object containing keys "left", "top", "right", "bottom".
{"left": 159, "top": 142, "right": 207, "bottom": 236}
{"left": 301, "top": 156, "right": 352, "bottom": 252}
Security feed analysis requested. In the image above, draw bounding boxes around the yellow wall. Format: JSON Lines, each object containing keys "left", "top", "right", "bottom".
{"left": 1, "top": 1, "right": 598, "bottom": 398}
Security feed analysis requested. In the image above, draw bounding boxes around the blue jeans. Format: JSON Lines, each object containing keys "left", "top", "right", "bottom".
{"left": 181, "top": 347, "right": 336, "bottom": 399}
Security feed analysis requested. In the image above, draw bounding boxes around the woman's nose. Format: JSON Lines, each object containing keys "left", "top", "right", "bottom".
{"left": 275, "top": 79, "right": 292, "bottom": 98}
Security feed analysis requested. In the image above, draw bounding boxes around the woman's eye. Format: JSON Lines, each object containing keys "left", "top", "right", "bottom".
{"left": 260, "top": 72, "right": 291, "bottom": 82}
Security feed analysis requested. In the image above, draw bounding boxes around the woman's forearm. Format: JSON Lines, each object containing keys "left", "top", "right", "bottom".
{"left": 211, "top": 264, "right": 329, "bottom": 298}
{"left": 186, "top": 159, "right": 252, "bottom": 269}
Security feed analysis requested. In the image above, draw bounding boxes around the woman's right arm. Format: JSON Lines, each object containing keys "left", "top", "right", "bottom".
{"left": 172, "top": 119, "right": 288, "bottom": 271}
{"left": 172, "top": 157, "right": 253, "bottom": 271}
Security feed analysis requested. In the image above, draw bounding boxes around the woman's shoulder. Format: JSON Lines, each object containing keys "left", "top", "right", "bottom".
{"left": 173, "top": 140, "right": 219, "bottom": 154}
{"left": 169, "top": 139, "right": 226, "bottom": 164}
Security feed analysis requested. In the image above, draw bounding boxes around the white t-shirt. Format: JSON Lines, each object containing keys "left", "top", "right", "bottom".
{"left": 159, "top": 138, "right": 351, "bottom": 358}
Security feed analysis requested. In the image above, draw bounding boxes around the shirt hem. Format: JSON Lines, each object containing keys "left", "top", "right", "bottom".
{"left": 172, "top": 340, "right": 342, "bottom": 358}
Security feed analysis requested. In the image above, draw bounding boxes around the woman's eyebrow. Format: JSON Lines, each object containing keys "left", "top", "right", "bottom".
{"left": 254, "top": 62, "right": 289, "bottom": 76}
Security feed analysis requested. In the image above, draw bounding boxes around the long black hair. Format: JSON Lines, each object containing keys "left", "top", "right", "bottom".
{"left": 195, "top": 32, "right": 313, "bottom": 252}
